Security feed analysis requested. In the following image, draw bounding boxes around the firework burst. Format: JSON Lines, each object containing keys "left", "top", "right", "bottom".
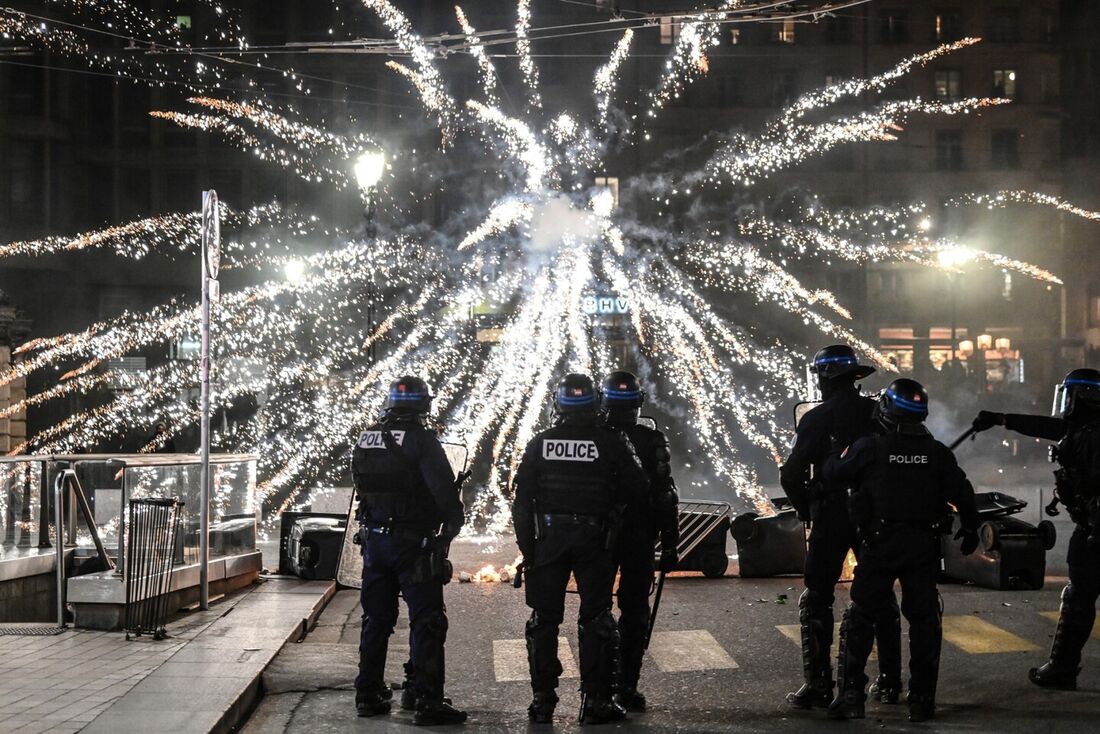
{"left": 1, "top": 2, "right": 1091, "bottom": 534}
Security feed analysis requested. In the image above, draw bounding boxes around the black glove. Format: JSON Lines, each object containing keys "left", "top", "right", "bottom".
{"left": 955, "top": 528, "right": 979, "bottom": 556}
{"left": 658, "top": 546, "right": 679, "bottom": 572}
{"left": 972, "top": 410, "right": 1005, "bottom": 432}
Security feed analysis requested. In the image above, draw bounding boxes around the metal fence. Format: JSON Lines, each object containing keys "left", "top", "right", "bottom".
{"left": 124, "top": 498, "right": 183, "bottom": 640}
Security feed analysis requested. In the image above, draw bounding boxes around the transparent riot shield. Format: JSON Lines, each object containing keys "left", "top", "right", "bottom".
{"left": 335, "top": 442, "right": 469, "bottom": 589}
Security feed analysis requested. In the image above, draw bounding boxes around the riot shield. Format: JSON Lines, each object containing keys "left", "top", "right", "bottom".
{"left": 335, "top": 441, "right": 470, "bottom": 589}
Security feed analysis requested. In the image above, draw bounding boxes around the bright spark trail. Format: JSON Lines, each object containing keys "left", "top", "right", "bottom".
{"left": 1, "top": 2, "right": 1092, "bottom": 534}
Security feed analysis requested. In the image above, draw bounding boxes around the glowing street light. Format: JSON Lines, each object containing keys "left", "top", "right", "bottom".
{"left": 354, "top": 150, "right": 385, "bottom": 240}
{"left": 354, "top": 150, "right": 386, "bottom": 190}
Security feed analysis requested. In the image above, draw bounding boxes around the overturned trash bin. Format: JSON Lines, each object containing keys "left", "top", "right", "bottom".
{"left": 942, "top": 491, "right": 1056, "bottom": 591}
{"left": 279, "top": 512, "right": 347, "bottom": 580}
{"left": 663, "top": 500, "right": 733, "bottom": 578}
{"left": 730, "top": 497, "right": 806, "bottom": 578}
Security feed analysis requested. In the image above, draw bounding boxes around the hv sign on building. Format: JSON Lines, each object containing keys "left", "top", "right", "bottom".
{"left": 582, "top": 294, "right": 630, "bottom": 315}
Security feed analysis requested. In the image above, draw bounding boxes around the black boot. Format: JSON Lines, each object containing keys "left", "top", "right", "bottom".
{"left": 907, "top": 692, "right": 935, "bottom": 722}
{"left": 869, "top": 674, "right": 900, "bottom": 704}
{"left": 413, "top": 699, "right": 467, "bottom": 726}
{"left": 615, "top": 687, "right": 647, "bottom": 713}
{"left": 578, "top": 695, "right": 627, "bottom": 725}
{"left": 355, "top": 689, "right": 392, "bottom": 717}
{"left": 1029, "top": 662, "right": 1080, "bottom": 691}
{"left": 528, "top": 692, "right": 558, "bottom": 724}
{"left": 1029, "top": 590, "right": 1090, "bottom": 692}
{"left": 786, "top": 680, "right": 833, "bottom": 709}
{"left": 827, "top": 688, "right": 866, "bottom": 720}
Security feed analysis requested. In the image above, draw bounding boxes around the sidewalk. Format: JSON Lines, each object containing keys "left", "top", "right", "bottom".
{"left": 0, "top": 577, "right": 333, "bottom": 734}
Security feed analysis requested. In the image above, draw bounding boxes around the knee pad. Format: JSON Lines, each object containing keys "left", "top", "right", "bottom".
{"left": 526, "top": 611, "right": 560, "bottom": 640}
{"left": 800, "top": 588, "right": 829, "bottom": 614}
{"left": 362, "top": 614, "right": 397, "bottom": 635}
{"left": 579, "top": 608, "right": 618, "bottom": 641}
{"left": 420, "top": 609, "right": 447, "bottom": 636}
{"left": 1061, "top": 583, "right": 1079, "bottom": 607}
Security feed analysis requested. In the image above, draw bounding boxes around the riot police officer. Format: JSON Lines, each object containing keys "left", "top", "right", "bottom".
{"left": 825, "top": 378, "right": 980, "bottom": 723}
{"left": 352, "top": 376, "right": 467, "bottom": 725}
{"left": 600, "top": 370, "right": 680, "bottom": 713}
{"left": 972, "top": 367, "right": 1100, "bottom": 690}
{"left": 780, "top": 345, "right": 903, "bottom": 709}
{"left": 512, "top": 373, "right": 649, "bottom": 724}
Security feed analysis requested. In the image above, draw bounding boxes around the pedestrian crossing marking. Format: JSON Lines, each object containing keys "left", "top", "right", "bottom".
{"left": 492, "top": 638, "right": 578, "bottom": 682}
{"left": 1039, "top": 611, "right": 1100, "bottom": 639}
{"left": 774, "top": 624, "right": 878, "bottom": 661}
{"left": 941, "top": 615, "right": 1040, "bottom": 654}
{"left": 647, "top": 630, "right": 737, "bottom": 672}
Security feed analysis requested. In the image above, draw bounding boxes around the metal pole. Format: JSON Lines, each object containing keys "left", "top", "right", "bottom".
{"left": 200, "top": 190, "right": 220, "bottom": 611}
{"left": 54, "top": 472, "right": 67, "bottom": 628}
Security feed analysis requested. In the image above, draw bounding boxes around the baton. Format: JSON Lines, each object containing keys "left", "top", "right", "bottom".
{"left": 643, "top": 570, "right": 667, "bottom": 651}
{"left": 949, "top": 426, "right": 978, "bottom": 451}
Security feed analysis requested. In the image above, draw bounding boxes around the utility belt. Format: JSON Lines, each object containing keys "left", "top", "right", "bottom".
{"left": 862, "top": 517, "right": 948, "bottom": 544}
{"left": 361, "top": 522, "right": 435, "bottom": 545}
{"left": 534, "top": 510, "right": 622, "bottom": 550}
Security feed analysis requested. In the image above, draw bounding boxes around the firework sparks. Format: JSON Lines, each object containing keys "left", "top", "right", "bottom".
{"left": 1, "top": 4, "right": 1081, "bottom": 534}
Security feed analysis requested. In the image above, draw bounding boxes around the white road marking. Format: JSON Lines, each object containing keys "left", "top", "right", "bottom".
{"left": 647, "top": 630, "right": 738, "bottom": 672}
{"left": 493, "top": 637, "right": 579, "bottom": 682}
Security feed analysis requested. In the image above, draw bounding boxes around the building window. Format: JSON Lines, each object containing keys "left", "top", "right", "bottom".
{"left": 1088, "top": 284, "right": 1100, "bottom": 328}
{"left": 880, "top": 10, "right": 909, "bottom": 43}
{"left": 729, "top": 28, "right": 741, "bottom": 45}
{"left": 594, "top": 176, "right": 619, "bottom": 208}
{"left": 992, "top": 69, "right": 1017, "bottom": 99}
{"left": 935, "top": 130, "right": 964, "bottom": 170}
{"left": 824, "top": 73, "right": 842, "bottom": 88}
{"left": 660, "top": 17, "right": 681, "bottom": 45}
{"left": 1040, "top": 12, "right": 1059, "bottom": 43}
{"left": 990, "top": 9, "right": 1020, "bottom": 42}
{"left": 770, "top": 19, "right": 796, "bottom": 44}
{"left": 934, "top": 9, "right": 962, "bottom": 42}
{"left": 934, "top": 70, "right": 961, "bottom": 101}
{"left": 991, "top": 129, "right": 1021, "bottom": 169}
{"left": 770, "top": 70, "right": 797, "bottom": 106}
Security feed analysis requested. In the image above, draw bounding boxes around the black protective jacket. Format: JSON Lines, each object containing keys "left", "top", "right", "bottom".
{"left": 511, "top": 413, "right": 649, "bottom": 557}
{"left": 618, "top": 421, "right": 680, "bottom": 551}
{"left": 823, "top": 424, "right": 980, "bottom": 532}
{"left": 351, "top": 415, "right": 465, "bottom": 537}
{"left": 1000, "top": 413, "right": 1100, "bottom": 522}
{"left": 780, "top": 386, "right": 877, "bottom": 521}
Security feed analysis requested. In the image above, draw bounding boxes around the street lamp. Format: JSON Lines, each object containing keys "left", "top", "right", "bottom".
{"left": 354, "top": 150, "right": 385, "bottom": 239}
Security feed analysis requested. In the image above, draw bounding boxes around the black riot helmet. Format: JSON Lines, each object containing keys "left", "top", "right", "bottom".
{"left": 876, "top": 378, "right": 929, "bottom": 429}
{"left": 554, "top": 373, "right": 599, "bottom": 415}
{"left": 601, "top": 370, "right": 646, "bottom": 409}
{"left": 809, "top": 344, "right": 876, "bottom": 382}
{"left": 383, "top": 375, "right": 433, "bottom": 416}
{"left": 1052, "top": 368, "right": 1100, "bottom": 420}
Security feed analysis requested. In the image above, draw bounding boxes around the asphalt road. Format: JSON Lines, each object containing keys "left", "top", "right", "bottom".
{"left": 242, "top": 540, "right": 1100, "bottom": 733}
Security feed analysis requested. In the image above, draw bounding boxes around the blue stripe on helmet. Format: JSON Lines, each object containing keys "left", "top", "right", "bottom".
{"left": 886, "top": 389, "right": 928, "bottom": 414}
{"left": 815, "top": 355, "right": 858, "bottom": 365}
{"left": 603, "top": 388, "right": 641, "bottom": 400}
{"left": 389, "top": 391, "right": 428, "bottom": 401}
{"left": 1065, "top": 378, "right": 1100, "bottom": 389}
{"left": 558, "top": 393, "right": 595, "bottom": 405}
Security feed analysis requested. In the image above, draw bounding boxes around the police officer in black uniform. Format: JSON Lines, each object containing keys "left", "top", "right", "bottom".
{"left": 780, "top": 345, "right": 903, "bottom": 708}
{"left": 972, "top": 367, "right": 1100, "bottom": 690}
{"left": 825, "top": 378, "right": 980, "bottom": 723}
{"left": 600, "top": 370, "right": 680, "bottom": 713}
{"left": 512, "top": 373, "right": 649, "bottom": 725}
{"left": 352, "top": 376, "right": 467, "bottom": 725}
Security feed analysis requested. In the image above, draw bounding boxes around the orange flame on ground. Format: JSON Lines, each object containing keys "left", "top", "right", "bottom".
{"left": 840, "top": 549, "right": 858, "bottom": 582}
